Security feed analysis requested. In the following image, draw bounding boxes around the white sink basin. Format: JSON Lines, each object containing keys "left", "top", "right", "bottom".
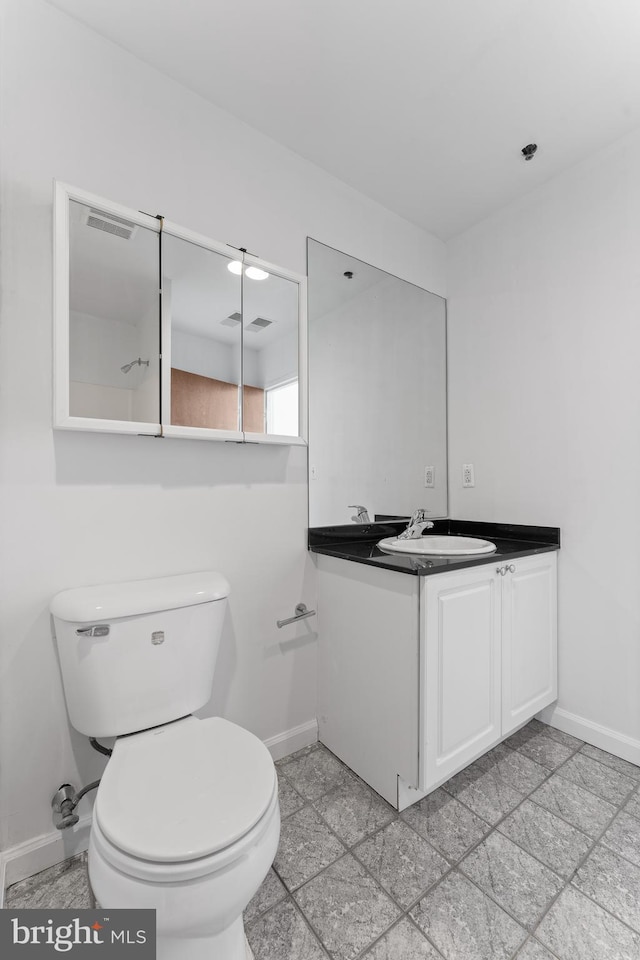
{"left": 378, "top": 535, "right": 497, "bottom": 556}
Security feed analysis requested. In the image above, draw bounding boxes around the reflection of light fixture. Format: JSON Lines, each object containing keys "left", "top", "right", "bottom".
{"left": 245, "top": 266, "right": 269, "bottom": 281}
{"left": 227, "top": 261, "right": 269, "bottom": 280}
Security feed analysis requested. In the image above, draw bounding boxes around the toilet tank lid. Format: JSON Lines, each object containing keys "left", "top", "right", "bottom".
{"left": 51, "top": 571, "right": 230, "bottom": 623}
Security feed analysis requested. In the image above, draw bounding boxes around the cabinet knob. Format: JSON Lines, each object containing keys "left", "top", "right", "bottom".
{"left": 507, "top": 564, "right": 516, "bottom": 574}
{"left": 497, "top": 565, "right": 507, "bottom": 576}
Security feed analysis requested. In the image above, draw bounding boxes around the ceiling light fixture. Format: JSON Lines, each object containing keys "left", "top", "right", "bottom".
{"left": 227, "top": 261, "right": 270, "bottom": 280}
{"left": 245, "top": 266, "right": 269, "bottom": 281}
{"left": 521, "top": 143, "right": 538, "bottom": 161}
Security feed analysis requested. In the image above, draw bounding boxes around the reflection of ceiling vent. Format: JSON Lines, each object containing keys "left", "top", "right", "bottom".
{"left": 85, "top": 208, "right": 138, "bottom": 240}
{"left": 220, "top": 312, "right": 242, "bottom": 327}
{"left": 247, "top": 316, "right": 274, "bottom": 333}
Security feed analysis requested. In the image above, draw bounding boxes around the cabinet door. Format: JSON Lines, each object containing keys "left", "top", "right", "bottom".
{"left": 422, "top": 566, "right": 501, "bottom": 790}
{"left": 501, "top": 553, "right": 557, "bottom": 736}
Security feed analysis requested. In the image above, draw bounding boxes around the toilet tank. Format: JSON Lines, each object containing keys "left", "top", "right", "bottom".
{"left": 51, "top": 571, "right": 230, "bottom": 738}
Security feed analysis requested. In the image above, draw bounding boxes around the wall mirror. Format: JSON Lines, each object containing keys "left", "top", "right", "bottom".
{"left": 54, "top": 183, "right": 307, "bottom": 444}
{"left": 307, "top": 239, "right": 447, "bottom": 526}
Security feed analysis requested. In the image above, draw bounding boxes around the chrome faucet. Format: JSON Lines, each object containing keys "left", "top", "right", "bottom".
{"left": 349, "top": 504, "right": 371, "bottom": 523}
{"left": 398, "top": 509, "right": 434, "bottom": 540}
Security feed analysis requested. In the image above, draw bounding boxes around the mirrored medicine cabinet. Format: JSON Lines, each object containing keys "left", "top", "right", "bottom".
{"left": 54, "top": 182, "right": 307, "bottom": 444}
{"left": 307, "top": 239, "right": 448, "bottom": 525}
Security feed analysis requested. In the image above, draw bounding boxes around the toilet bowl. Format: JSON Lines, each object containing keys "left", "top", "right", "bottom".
{"left": 51, "top": 572, "right": 279, "bottom": 960}
{"left": 89, "top": 717, "right": 280, "bottom": 960}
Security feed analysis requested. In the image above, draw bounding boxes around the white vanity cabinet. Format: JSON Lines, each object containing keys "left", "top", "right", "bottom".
{"left": 315, "top": 550, "right": 557, "bottom": 810}
{"left": 421, "top": 563, "right": 502, "bottom": 790}
{"left": 422, "top": 552, "right": 557, "bottom": 793}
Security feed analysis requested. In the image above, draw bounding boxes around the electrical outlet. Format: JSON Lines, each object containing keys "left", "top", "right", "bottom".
{"left": 462, "top": 463, "right": 475, "bottom": 487}
{"left": 424, "top": 465, "right": 435, "bottom": 488}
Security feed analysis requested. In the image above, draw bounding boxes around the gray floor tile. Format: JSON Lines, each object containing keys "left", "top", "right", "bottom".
{"left": 443, "top": 763, "right": 524, "bottom": 824}
{"left": 532, "top": 722, "right": 584, "bottom": 751}
{"left": 4, "top": 854, "right": 92, "bottom": 909}
{"left": 475, "top": 744, "right": 550, "bottom": 793}
{"left": 401, "top": 787, "right": 490, "bottom": 862}
{"left": 361, "top": 918, "right": 444, "bottom": 959}
{"left": 513, "top": 733, "right": 574, "bottom": 770}
{"left": 278, "top": 776, "right": 305, "bottom": 819}
{"left": 507, "top": 722, "right": 543, "bottom": 749}
{"left": 573, "top": 843, "right": 640, "bottom": 933}
{"left": 474, "top": 741, "right": 515, "bottom": 765}
{"left": 625, "top": 790, "right": 640, "bottom": 821}
{"left": 312, "top": 773, "right": 395, "bottom": 846}
{"left": 410, "top": 870, "right": 527, "bottom": 960}
{"left": 293, "top": 854, "right": 400, "bottom": 960}
{"left": 557, "top": 753, "right": 636, "bottom": 804}
{"left": 354, "top": 819, "right": 449, "bottom": 909}
{"left": 460, "top": 831, "right": 563, "bottom": 928}
{"left": 515, "top": 939, "right": 559, "bottom": 959}
{"left": 246, "top": 898, "right": 328, "bottom": 960}
{"left": 580, "top": 743, "right": 640, "bottom": 780}
{"left": 245, "top": 869, "right": 288, "bottom": 925}
{"left": 273, "top": 805, "right": 346, "bottom": 890}
{"left": 536, "top": 885, "right": 640, "bottom": 960}
{"left": 13, "top": 735, "right": 640, "bottom": 960}
{"left": 529, "top": 771, "right": 617, "bottom": 837}
{"left": 275, "top": 741, "right": 318, "bottom": 765}
{"left": 602, "top": 810, "right": 640, "bottom": 868}
{"left": 278, "top": 744, "right": 349, "bottom": 801}
{"left": 498, "top": 799, "right": 592, "bottom": 878}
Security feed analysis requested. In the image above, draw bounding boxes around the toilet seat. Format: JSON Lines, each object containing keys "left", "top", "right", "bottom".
{"left": 95, "top": 716, "right": 277, "bottom": 864}
{"left": 91, "top": 786, "right": 279, "bottom": 883}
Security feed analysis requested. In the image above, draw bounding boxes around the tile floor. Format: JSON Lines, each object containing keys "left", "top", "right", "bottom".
{"left": 6, "top": 719, "right": 640, "bottom": 960}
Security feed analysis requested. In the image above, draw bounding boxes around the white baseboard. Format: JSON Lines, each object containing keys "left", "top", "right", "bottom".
{"left": 0, "top": 811, "right": 93, "bottom": 904}
{"left": 1, "top": 720, "right": 318, "bottom": 901}
{"left": 538, "top": 705, "right": 640, "bottom": 766}
{"left": 264, "top": 718, "right": 318, "bottom": 761}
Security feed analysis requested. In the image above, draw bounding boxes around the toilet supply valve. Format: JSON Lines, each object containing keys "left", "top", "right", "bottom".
{"left": 51, "top": 784, "right": 80, "bottom": 830}
{"left": 51, "top": 779, "right": 101, "bottom": 830}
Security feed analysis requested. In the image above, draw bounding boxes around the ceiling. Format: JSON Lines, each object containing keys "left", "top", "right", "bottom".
{"left": 46, "top": 0, "right": 640, "bottom": 239}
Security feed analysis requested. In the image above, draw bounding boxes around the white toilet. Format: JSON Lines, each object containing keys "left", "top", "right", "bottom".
{"left": 51, "top": 571, "right": 280, "bottom": 960}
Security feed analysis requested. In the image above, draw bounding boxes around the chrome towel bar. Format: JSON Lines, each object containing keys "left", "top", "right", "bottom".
{"left": 277, "top": 603, "right": 316, "bottom": 629}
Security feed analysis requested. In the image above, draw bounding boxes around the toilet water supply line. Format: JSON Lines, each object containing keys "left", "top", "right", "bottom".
{"left": 51, "top": 738, "right": 112, "bottom": 830}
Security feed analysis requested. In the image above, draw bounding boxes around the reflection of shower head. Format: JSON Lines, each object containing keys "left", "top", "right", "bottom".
{"left": 120, "top": 358, "right": 150, "bottom": 374}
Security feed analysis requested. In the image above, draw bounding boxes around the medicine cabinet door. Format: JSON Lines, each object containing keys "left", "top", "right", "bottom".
{"left": 55, "top": 185, "right": 162, "bottom": 434}
{"left": 160, "top": 230, "right": 243, "bottom": 441}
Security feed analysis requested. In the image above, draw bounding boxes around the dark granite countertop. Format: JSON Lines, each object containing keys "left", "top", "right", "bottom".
{"left": 309, "top": 518, "right": 560, "bottom": 577}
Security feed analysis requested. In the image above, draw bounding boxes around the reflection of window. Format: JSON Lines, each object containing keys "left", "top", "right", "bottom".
{"left": 266, "top": 379, "right": 298, "bottom": 436}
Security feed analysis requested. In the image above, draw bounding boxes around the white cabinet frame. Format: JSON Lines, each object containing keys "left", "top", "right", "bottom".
{"left": 53, "top": 181, "right": 308, "bottom": 445}
{"left": 54, "top": 181, "right": 162, "bottom": 436}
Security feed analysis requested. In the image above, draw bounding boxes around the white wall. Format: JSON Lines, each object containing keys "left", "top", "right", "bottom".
{"left": 259, "top": 334, "right": 298, "bottom": 390}
{"left": 69, "top": 310, "right": 157, "bottom": 422}
{"left": 70, "top": 311, "right": 139, "bottom": 389}
{"left": 447, "top": 126, "right": 640, "bottom": 756}
{"left": 171, "top": 329, "right": 236, "bottom": 383}
{"left": 0, "top": 0, "right": 446, "bottom": 856}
